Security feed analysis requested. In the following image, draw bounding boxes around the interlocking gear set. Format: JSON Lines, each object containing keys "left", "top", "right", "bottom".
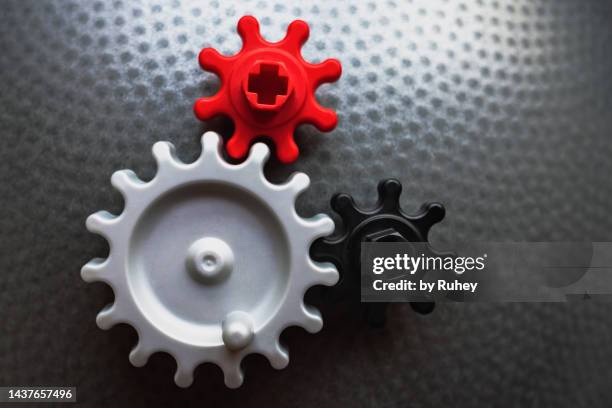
{"left": 82, "top": 16, "right": 444, "bottom": 387}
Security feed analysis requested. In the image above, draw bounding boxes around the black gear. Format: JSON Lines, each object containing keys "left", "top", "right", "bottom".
{"left": 311, "top": 179, "right": 445, "bottom": 327}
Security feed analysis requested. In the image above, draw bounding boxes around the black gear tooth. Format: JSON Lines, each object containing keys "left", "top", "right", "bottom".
{"left": 402, "top": 202, "right": 445, "bottom": 237}
{"left": 331, "top": 193, "right": 362, "bottom": 226}
{"left": 331, "top": 193, "right": 354, "bottom": 213}
{"left": 376, "top": 179, "right": 402, "bottom": 212}
{"left": 310, "top": 237, "right": 345, "bottom": 266}
{"left": 426, "top": 202, "right": 445, "bottom": 221}
{"left": 420, "top": 202, "right": 446, "bottom": 229}
{"left": 410, "top": 302, "right": 436, "bottom": 315}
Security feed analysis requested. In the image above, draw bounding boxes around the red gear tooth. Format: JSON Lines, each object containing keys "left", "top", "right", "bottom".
{"left": 278, "top": 141, "right": 299, "bottom": 164}
{"left": 271, "top": 129, "right": 299, "bottom": 164}
{"left": 237, "top": 15, "right": 266, "bottom": 50}
{"left": 198, "top": 48, "right": 233, "bottom": 80}
{"left": 307, "top": 58, "right": 343, "bottom": 87}
{"left": 226, "top": 135, "right": 250, "bottom": 160}
{"left": 280, "top": 20, "right": 310, "bottom": 51}
{"left": 194, "top": 16, "right": 342, "bottom": 163}
{"left": 193, "top": 95, "right": 227, "bottom": 120}
{"left": 302, "top": 102, "right": 337, "bottom": 132}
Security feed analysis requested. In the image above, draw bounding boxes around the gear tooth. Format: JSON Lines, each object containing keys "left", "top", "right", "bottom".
{"left": 285, "top": 172, "right": 310, "bottom": 196}
{"left": 194, "top": 95, "right": 227, "bottom": 121}
{"left": 152, "top": 141, "right": 182, "bottom": 172}
{"left": 96, "top": 303, "right": 120, "bottom": 330}
{"left": 423, "top": 202, "right": 446, "bottom": 225}
{"left": 280, "top": 19, "right": 309, "bottom": 51}
{"left": 377, "top": 179, "right": 402, "bottom": 211}
{"left": 330, "top": 193, "right": 362, "bottom": 224}
{"left": 312, "top": 106, "right": 337, "bottom": 132}
{"left": 111, "top": 169, "right": 144, "bottom": 196}
{"left": 409, "top": 202, "right": 446, "bottom": 234}
{"left": 237, "top": 15, "right": 265, "bottom": 49}
{"left": 304, "top": 214, "right": 335, "bottom": 240}
{"left": 308, "top": 58, "right": 343, "bottom": 86}
{"left": 244, "top": 142, "right": 270, "bottom": 169}
{"left": 303, "top": 99, "right": 338, "bottom": 132}
{"left": 199, "top": 131, "right": 223, "bottom": 160}
{"left": 310, "top": 238, "right": 344, "bottom": 266}
{"left": 331, "top": 193, "right": 355, "bottom": 212}
{"left": 226, "top": 135, "right": 251, "bottom": 161}
{"left": 173, "top": 362, "right": 195, "bottom": 388}
{"left": 129, "top": 342, "right": 151, "bottom": 367}
{"left": 410, "top": 302, "right": 436, "bottom": 315}
{"left": 308, "top": 260, "right": 339, "bottom": 287}
{"left": 263, "top": 342, "right": 290, "bottom": 369}
{"left": 86, "top": 211, "right": 117, "bottom": 236}
{"left": 298, "top": 303, "right": 323, "bottom": 333}
{"left": 225, "top": 120, "right": 254, "bottom": 161}
{"left": 81, "top": 257, "right": 108, "bottom": 282}
{"left": 198, "top": 48, "right": 232, "bottom": 80}
{"left": 222, "top": 363, "right": 245, "bottom": 389}
{"left": 275, "top": 133, "right": 300, "bottom": 164}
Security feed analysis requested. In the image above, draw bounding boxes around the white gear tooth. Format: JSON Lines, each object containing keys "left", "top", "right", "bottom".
{"left": 244, "top": 142, "right": 270, "bottom": 169}
{"left": 173, "top": 362, "right": 195, "bottom": 388}
{"left": 111, "top": 170, "right": 144, "bottom": 196}
{"left": 128, "top": 342, "right": 152, "bottom": 367}
{"left": 298, "top": 303, "right": 323, "bottom": 333}
{"left": 199, "top": 131, "right": 223, "bottom": 159}
{"left": 309, "top": 260, "right": 339, "bottom": 287}
{"left": 304, "top": 214, "right": 335, "bottom": 240}
{"left": 266, "top": 349, "right": 290, "bottom": 370}
{"left": 81, "top": 257, "right": 108, "bottom": 282}
{"left": 86, "top": 211, "right": 117, "bottom": 236}
{"left": 261, "top": 341, "right": 290, "bottom": 369}
{"left": 222, "top": 363, "right": 245, "bottom": 389}
{"left": 285, "top": 172, "right": 310, "bottom": 196}
{"left": 152, "top": 141, "right": 182, "bottom": 172}
{"left": 271, "top": 347, "right": 289, "bottom": 369}
{"left": 96, "top": 302, "right": 120, "bottom": 330}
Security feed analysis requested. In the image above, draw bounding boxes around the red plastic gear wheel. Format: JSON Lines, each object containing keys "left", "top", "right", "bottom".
{"left": 194, "top": 16, "right": 342, "bottom": 163}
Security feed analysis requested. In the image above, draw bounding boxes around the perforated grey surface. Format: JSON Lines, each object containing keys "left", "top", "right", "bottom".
{"left": 1, "top": 0, "right": 612, "bottom": 406}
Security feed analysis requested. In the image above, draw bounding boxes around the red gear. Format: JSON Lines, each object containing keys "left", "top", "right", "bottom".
{"left": 194, "top": 16, "right": 342, "bottom": 163}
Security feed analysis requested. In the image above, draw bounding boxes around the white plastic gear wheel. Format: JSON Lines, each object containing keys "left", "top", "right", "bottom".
{"left": 81, "top": 132, "right": 338, "bottom": 388}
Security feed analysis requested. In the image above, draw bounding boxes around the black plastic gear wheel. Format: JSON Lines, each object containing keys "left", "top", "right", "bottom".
{"left": 311, "top": 179, "right": 445, "bottom": 327}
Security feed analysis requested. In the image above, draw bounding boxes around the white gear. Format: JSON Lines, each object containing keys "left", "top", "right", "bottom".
{"left": 81, "top": 132, "right": 338, "bottom": 388}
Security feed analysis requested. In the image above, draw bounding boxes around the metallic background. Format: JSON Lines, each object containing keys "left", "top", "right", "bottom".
{"left": 1, "top": 0, "right": 611, "bottom": 406}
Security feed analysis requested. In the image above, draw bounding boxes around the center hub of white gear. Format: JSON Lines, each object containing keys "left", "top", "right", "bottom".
{"left": 186, "top": 237, "right": 234, "bottom": 284}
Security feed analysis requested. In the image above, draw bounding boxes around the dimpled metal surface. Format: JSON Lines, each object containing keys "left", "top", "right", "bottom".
{"left": 1, "top": 0, "right": 612, "bottom": 407}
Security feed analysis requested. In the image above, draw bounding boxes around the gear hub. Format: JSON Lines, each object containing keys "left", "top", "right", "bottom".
{"left": 81, "top": 132, "right": 338, "bottom": 388}
{"left": 311, "top": 179, "right": 445, "bottom": 326}
{"left": 194, "top": 16, "right": 342, "bottom": 163}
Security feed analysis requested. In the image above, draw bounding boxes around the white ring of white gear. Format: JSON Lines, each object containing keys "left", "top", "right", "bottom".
{"left": 81, "top": 132, "right": 338, "bottom": 388}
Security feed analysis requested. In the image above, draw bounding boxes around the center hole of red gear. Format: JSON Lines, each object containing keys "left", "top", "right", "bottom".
{"left": 247, "top": 63, "right": 289, "bottom": 105}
